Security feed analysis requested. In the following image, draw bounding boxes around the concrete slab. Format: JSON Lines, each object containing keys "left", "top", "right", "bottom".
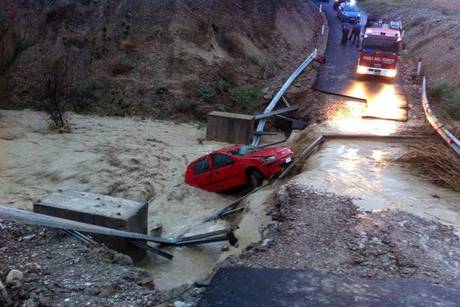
{"left": 34, "top": 191, "right": 148, "bottom": 261}
{"left": 199, "top": 267, "right": 460, "bottom": 307}
{"left": 207, "top": 111, "right": 255, "bottom": 144}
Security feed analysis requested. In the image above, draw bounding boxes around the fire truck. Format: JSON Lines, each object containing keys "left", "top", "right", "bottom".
{"left": 356, "top": 20, "right": 403, "bottom": 78}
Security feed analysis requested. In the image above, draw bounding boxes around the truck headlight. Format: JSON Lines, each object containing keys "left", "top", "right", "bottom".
{"left": 387, "top": 69, "right": 397, "bottom": 78}
{"left": 357, "top": 65, "right": 367, "bottom": 74}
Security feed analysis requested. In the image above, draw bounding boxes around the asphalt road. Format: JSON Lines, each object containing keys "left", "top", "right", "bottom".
{"left": 313, "top": 0, "right": 408, "bottom": 121}
{"left": 199, "top": 267, "right": 460, "bottom": 307}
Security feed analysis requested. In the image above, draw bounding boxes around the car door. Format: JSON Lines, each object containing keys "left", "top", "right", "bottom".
{"left": 190, "top": 156, "right": 215, "bottom": 191}
{"left": 209, "top": 153, "right": 241, "bottom": 192}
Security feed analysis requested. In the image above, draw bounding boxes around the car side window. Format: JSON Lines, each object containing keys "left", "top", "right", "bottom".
{"left": 212, "top": 154, "right": 234, "bottom": 169}
{"left": 194, "top": 158, "right": 210, "bottom": 175}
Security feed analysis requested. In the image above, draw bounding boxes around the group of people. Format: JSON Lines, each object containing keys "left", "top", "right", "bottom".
{"left": 341, "top": 19, "right": 361, "bottom": 47}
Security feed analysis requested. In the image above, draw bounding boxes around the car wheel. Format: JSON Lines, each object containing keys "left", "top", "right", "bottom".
{"left": 247, "top": 169, "right": 263, "bottom": 190}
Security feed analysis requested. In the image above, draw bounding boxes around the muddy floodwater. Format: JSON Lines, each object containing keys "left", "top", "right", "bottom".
{"left": 294, "top": 139, "right": 460, "bottom": 235}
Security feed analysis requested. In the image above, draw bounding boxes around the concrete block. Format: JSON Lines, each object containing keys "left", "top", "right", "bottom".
{"left": 207, "top": 111, "right": 255, "bottom": 144}
{"left": 34, "top": 191, "right": 148, "bottom": 262}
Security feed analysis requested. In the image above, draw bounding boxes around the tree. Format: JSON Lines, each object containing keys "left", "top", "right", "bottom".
{"left": 40, "top": 51, "right": 78, "bottom": 130}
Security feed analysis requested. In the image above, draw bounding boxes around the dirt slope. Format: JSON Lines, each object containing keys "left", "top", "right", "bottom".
{"left": 0, "top": 0, "right": 321, "bottom": 119}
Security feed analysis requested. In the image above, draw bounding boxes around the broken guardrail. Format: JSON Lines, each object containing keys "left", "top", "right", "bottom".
{"left": 422, "top": 77, "right": 460, "bottom": 156}
{"left": 251, "top": 49, "right": 318, "bottom": 146}
{"left": 0, "top": 205, "right": 236, "bottom": 260}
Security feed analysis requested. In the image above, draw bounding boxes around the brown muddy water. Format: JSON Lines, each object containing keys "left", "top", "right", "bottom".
{"left": 0, "top": 110, "right": 272, "bottom": 290}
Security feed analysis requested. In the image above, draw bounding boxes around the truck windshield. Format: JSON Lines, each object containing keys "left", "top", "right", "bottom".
{"left": 363, "top": 38, "right": 399, "bottom": 53}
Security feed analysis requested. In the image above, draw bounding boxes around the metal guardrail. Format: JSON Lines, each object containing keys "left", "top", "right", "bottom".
{"left": 422, "top": 77, "right": 460, "bottom": 155}
{"left": 251, "top": 49, "right": 318, "bottom": 146}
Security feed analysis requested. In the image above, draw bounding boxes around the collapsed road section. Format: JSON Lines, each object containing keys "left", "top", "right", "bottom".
{"left": 198, "top": 0, "right": 460, "bottom": 305}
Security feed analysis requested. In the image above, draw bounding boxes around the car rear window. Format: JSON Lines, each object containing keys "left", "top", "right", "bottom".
{"left": 212, "top": 154, "right": 234, "bottom": 168}
{"left": 194, "top": 158, "right": 209, "bottom": 175}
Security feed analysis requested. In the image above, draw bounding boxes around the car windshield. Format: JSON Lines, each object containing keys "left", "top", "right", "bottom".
{"left": 363, "top": 38, "right": 399, "bottom": 53}
{"left": 344, "top": 5, "right": 360, "bottom": 12}
{"left": 230, "top": 145, "right": 258, "bottom": 156}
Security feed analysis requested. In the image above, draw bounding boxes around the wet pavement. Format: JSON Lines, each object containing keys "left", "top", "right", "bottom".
{"left": 199, "top": 267, "right": 460, "bottom": 307}
{"left": 295, "top": 139, "right": 460, "bottom": 235}
{"left": 314, "top": 0, "right": 408, "bottom": 121}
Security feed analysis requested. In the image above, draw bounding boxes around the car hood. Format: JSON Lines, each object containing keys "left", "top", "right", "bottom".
{"left": 344, "top": 11, "right": 361, "bottom": 17}
{"left": 246, "top": 147, "right": 292, "bottom": 159}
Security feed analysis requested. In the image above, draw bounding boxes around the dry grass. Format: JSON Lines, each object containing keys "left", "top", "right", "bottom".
{"left": 396, "top": 143, "right": 460, "bottom": 192}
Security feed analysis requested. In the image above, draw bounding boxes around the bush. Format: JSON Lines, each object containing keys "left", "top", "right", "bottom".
{"left": 199, "top": 83, "right": 216, "bottom": 98}
{"left": 440, "top": 91, "right": 460, "bottom": 120}
{"left": 231, "top": 84, "right": 263, "bottom": 114}
{"left": 216, "top": 79, "right": 230, "bottom": 93}
{"left": 429, "top": 79, "right": 455, "bottom": 101}
{"left": 429, "top": 79, "right": 460, "bottom": 120}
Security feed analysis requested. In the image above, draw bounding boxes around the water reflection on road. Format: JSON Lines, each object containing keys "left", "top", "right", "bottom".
{"left": 294, "top": 139, "right": 460, "bottom": 235}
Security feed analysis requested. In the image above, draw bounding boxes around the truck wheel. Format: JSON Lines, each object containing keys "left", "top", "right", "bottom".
{"left": 247, "top": 170, "right": 263, "bottom": 190}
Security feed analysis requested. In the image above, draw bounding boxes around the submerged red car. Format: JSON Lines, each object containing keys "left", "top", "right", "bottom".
{"left": 185, "top": 144, "right": 294, "bottom": 193}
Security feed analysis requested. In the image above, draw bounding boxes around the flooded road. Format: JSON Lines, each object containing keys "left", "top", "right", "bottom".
{"left": 293, "top": 138, "right": 460, "bottom": 235}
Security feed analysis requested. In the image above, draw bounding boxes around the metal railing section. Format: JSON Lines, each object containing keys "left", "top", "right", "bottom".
{"left": 422, "top": 77, "right": 460, "bottom": 155}
{"left": 251, "top": 49, "right": 318, "bottom": 146}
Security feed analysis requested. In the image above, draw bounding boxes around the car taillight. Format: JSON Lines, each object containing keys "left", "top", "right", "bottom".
{"left": 262, "top": 156, "right": 278, "bottom": 165}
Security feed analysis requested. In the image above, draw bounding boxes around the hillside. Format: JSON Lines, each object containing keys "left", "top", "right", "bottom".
{"left": 0, "top": 0, "right": 321, "bottom": 119}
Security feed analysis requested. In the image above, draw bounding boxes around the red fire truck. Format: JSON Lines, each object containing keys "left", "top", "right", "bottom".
{"left": 357, "top": 20, "right": 403, "bottom": 78}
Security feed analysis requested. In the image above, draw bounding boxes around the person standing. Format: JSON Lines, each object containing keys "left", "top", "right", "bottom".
{"left": 352, "top": 21, "right": 362, "bottom": 47}
{"left": 341, "top": 21, "right": 352, "bottom": 45}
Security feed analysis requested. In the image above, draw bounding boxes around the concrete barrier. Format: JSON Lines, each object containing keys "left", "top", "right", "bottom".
{"left": 34, "top": 191, "right": 148, "bottom": 262}
{"left": 207, "top": 111, "right": 255, "bottom": 144}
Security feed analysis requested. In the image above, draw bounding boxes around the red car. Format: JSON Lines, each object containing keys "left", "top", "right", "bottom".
{"left": 185, "top": 144, "right": 294, "bottom": 193}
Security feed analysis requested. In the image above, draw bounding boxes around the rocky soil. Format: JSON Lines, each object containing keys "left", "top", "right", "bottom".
{"left": 0, "top": 220, "right": 211, "bottom": 306}
{"left": 241, "top": 183, "right": 460, "bottom": 285}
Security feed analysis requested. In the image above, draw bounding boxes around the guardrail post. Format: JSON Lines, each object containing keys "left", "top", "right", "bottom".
{"left": 321, "top": 25, "right": 325, "bottom": 35}
{"left": 417, "top": 59, "right": 422, "bottom": 77}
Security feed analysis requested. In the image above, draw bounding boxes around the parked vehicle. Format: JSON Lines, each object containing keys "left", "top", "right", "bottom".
{"left": 185, "top": 145, "right": 294, "bottom": 193}
{"left": 333, "top": 0, "right": 347, "bottom": 10}
{"left": 337, "top": 3, "right": 361, "bottom": 23}
{"left": 357, "top": 20, "right": 403, "bottom": 78}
